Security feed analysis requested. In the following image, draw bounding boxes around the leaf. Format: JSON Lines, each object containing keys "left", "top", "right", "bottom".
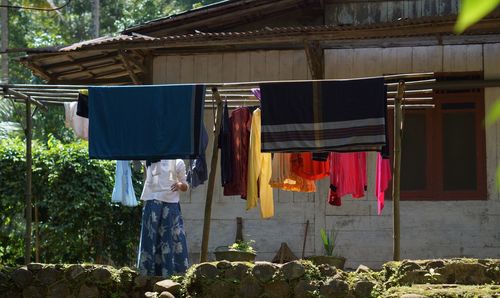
{"left": 486, "top": 99, "right": 500, "bottom": 126}
{"left": 454, "top": 0, "right": 500, "bottom": 34}
{"left": 320, "top": 228, "right": 328, "bottom": 246}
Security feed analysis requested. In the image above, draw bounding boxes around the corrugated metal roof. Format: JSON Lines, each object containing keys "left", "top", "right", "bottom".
{"left": 59, "top": 35, "right": 155, "bottom": 52}
{"left": 122, "top": 0, "right": 319, "bottom": 35}
{"left": 123, "top": 0, "right": 232, "bottom": 34}
{"left": 48, "top": 15, "right": 500, "bottom": 53}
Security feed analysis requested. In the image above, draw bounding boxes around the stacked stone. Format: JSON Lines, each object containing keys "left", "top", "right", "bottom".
{"left": 0, "top": 263, "right": 160, "bottom": 298}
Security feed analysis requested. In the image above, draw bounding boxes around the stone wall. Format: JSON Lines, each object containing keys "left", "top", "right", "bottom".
{"left": 0, "top": 263, "right": 161, "bottom": 298}
{"left": 3, "top": 258, "right": 499, "bottom": 298}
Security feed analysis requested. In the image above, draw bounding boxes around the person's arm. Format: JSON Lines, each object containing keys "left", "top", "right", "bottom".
{"left": 170, "top": 160, "right": 189, "bottom": 192}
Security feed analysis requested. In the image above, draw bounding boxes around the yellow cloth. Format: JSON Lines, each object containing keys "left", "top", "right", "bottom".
{"left": 247, "top": 109, "right": 274, "bottom": 219}
{"left": 270, "top": 153, "right": 316, "bottom": 192}
{"left": 79, "top": 89, "right": 88, "bottom": 95}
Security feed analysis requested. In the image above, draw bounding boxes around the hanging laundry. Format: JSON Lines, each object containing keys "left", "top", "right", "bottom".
{"left": 328, "top": 152, "right": 367, "bottom": 206}
{"left": 247, "top": 108, "right": 274, "bottom": 219}
{"left": 219, "top": 100, "right": 233, "bottom": 186}
{"left": 112, "top": 160, "right": 138, "bottom": 207}
{"left": 291, "top": 152, "right": 329, "bottom": 180}
{"left": 376, "top": 153, "right": 392, "bottom": 215}
{"left": 77, "top": 89, "right": 89, "bottom": 118}
{"left": 260, "top": 77, "right": 387, "bottom": 152}
{"left": 270, "top": 153, "right": 316, "bottom": 192}
{"left": 223, "top": 106, "right": 253, "bottom": 198}
{"left": 187, "top": 124, "right": 209, "bottom": 188}
{"left": 64, "top": 101, "right": 88, "bottom": 140}
{"left": 88, "top": 84, "right": 205, "bottom": 160}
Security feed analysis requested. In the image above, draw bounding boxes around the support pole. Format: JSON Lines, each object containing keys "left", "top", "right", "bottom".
{"left": 24, "top": 96, "right": 32, "bottom": 265}
{"left": 392, "top": 81, "right": 405, "bottom": 261}
{"left": 200, "top": 87, "right": 223, "bottom": 262}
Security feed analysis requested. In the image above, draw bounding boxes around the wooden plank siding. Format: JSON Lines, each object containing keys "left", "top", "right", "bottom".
{"left": 152, "top": 44, "right": 500, "bottom": 267}
{"left": 325, "top": 0, "right": 460, "bottom": 25}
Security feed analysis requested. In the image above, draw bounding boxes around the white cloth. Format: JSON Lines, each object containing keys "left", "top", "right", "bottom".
{"left": 64, "top": 102, "right": 88, "bottom": 140}
{"left": 140, "top": 159, "right": 188, "bottom": 203}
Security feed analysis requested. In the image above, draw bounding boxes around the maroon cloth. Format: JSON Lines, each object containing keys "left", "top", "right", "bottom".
{"left": 223, "top": 107, "right": 252, "bottom": 198}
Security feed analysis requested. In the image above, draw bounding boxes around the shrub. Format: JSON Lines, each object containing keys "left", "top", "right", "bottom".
{"left": 0, "top": 137, "right": 143, "bottom": 266}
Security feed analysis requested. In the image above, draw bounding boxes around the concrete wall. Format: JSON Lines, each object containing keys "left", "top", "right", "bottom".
{"left": 152, "top": 44, "right": 500, "bottom": 269}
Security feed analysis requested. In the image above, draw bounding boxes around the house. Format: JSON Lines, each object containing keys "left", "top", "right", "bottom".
{"left": 20, "top": 0, "right": 500, "bottom": 268}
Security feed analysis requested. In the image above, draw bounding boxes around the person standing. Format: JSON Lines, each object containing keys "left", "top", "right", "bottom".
{"left": 137, "top": 159, "right": 189, "bottom": 277}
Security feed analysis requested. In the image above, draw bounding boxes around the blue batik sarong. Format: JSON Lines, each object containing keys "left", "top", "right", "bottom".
{"left": 137, "top": 200, "right": 189, "bottom": 277}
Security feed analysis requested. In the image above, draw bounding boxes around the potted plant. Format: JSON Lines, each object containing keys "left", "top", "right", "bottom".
{"left": 214, "top": 240, "right": 257, "bottom": 262}
{"left": 306, "top": 228, "right": 346, "bottom": 269}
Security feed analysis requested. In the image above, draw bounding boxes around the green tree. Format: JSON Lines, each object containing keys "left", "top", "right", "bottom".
{"left": 0, "top": 137, "right": 144, "bottom": 266}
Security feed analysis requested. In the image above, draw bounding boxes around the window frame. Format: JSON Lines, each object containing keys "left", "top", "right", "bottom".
{"left": 388, "top": 86, "right": 487, "bottom": 201}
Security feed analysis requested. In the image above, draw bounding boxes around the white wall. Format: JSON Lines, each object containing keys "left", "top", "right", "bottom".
{"left": 153, "top": 45, "right": 500, "bottom": 268}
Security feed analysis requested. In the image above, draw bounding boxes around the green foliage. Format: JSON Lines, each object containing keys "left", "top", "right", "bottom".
{"left": 424, "top": 268, "right": 441, "bottom": 283}
{"left": 228, "top": 240, "right": 256, "bottom": 254}
{"left": 320, "top": 228, "right": 336, "bottom": 256}
{"left": 0, "top": 137, "right": 143, "bottom": 266}
{"left": 455, "top": 0, "right": 500, "bottom": 33}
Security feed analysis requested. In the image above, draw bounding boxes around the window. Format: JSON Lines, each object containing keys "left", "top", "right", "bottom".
{"left": 389, "top": 73, "right": 487, "bottom": 200}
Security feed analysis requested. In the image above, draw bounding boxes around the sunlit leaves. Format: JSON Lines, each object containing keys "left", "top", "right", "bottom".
{"left": 455, "top": 0, "right": 500, "bottom": 33}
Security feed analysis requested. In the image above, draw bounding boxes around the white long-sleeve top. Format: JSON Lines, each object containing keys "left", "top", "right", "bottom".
{"left": 140, "top": 159, "right": 188, "bottom": 203}
{"left": 64, "top": 102, "right": 88, "bottom": 140}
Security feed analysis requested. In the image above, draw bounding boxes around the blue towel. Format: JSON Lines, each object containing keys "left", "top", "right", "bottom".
{"left": 112, "top": 160, "right": 138, "bottom": 207}
{"left": 89, "top": 84, "right": 205, "bottom": 160}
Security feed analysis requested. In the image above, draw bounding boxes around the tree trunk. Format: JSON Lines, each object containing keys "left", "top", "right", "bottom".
{"left": 1, "top": 0, "right": 8, "bottom": 83}
{"left": 91, "top": 0, "right": 100, "bottom": 38}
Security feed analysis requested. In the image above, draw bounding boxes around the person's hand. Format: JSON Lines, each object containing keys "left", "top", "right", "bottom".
{"left": 171, "top": 182, "right": 187, "bottom": 192}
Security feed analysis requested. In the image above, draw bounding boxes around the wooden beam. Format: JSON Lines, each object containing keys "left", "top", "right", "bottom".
{"left": 19, "top": 60, "right": 53, "bottom": 82}
{"left": 141, "top": 50, "right": 153, "bottom": 84}
{"left": 392, "top": 81, "right": 405, "bottom": 261}
{"left": 121, "top": 49, "right": 147, "bottom": 74}
{"left": 119, "top": 50, "right": 142, "bottom": 84}
{"left": 200, "top": 87, "right": 223, "bottom": 263}
{"left": 43, "top": 51, "right": 118, "bottom": 70}
{"left": 304, "top": 41, "right": 324, "bottom": 80}
{"left": 54, "top": 60, "right": 120, "bottom": 77}
{"left": 52, "top": 77, "right": 132, "bottom": 85}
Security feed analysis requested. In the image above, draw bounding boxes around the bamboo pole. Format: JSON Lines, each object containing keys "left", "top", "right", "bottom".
{"left": 24, "top": 96, "right": 32, "bottom": 265}
{"left": 200, "top": 87, "right": 223, "bottom": 262}
{"left": 35, "top": 204, "right": 39, "bottom": 263}
{"left": 392, "top": 81, "right": 405, "bottom": 261}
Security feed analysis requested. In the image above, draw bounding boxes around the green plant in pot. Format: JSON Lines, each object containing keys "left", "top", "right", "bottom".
{"left": 214, "top": 240, "right": 257, "bottom": 262}
{"left": 306, "top": 228, "right": 346, "bottom": 269}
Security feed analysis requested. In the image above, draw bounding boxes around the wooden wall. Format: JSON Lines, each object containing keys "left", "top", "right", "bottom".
{"left": 325, "top": 0, "right": 459, "bottom": 25}
{"left": 152, "top": 44, "right": 500, "bottom": 268}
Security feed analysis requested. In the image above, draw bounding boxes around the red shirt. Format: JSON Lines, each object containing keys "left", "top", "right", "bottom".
{"left": 223, "top": 107, "right": 253, "bottom": 198}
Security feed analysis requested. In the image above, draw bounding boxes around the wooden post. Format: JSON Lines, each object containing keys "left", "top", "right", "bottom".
{"left": 304, "top": 41, "right": 324, "bottom": 80}
{"left": 301, "top": 220, "right": 309, "bottom": 259}
{"left": 24, "top": 96, "right": 32, "bottom": 264}
{"left": 235, "top": 217, "right": 243, "bottom": 243}
{"left": 200, "top": 87, "right": 223, "bottom": 262}
{"left": 35, "top": 204, "right": 39, "bottom": 263}
{"left": 392, "top": 81, "right": 405, "bottom": 261}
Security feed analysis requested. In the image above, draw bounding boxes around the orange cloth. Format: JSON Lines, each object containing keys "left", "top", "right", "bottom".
{"left": 270, "top": 153, "right": 316, "bottom": 192}
{"left": 291, "top": 152, "right": 330, "bottom": 180}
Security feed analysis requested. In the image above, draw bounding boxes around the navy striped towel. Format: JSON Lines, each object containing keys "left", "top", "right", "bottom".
{"left": 260, "top": 77, "right": 387, "bottom": 152}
